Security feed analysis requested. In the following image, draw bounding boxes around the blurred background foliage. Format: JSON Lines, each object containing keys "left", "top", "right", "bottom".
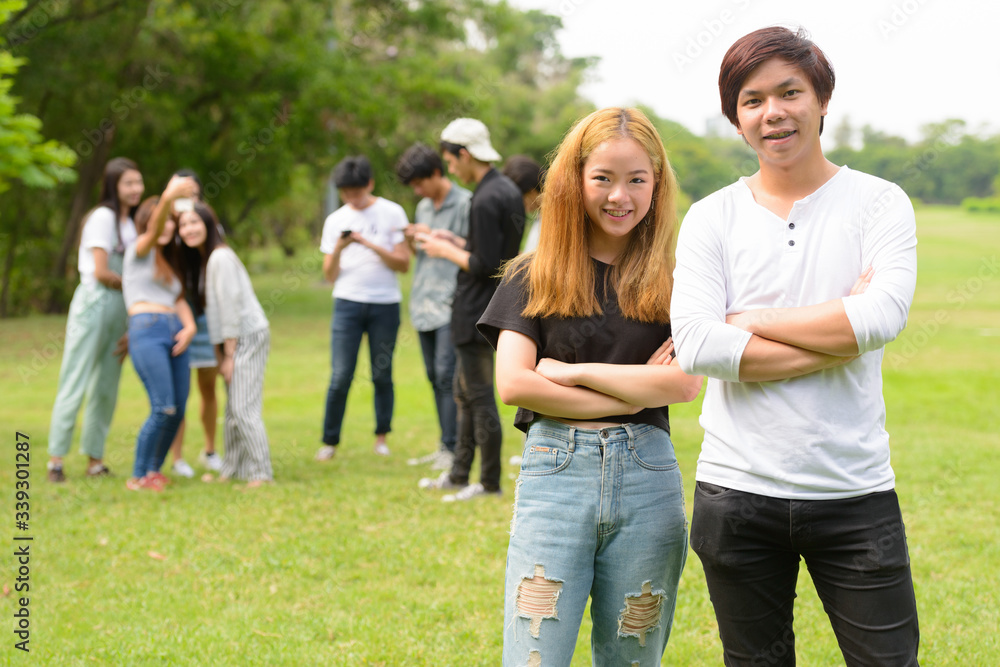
{"left": 1, "top": 0, "right": 998, "bottom": 315}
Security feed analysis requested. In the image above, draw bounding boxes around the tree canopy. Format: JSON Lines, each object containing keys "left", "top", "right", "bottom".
{"left": 1, "top": 1, "right": 997, "bottom": 316}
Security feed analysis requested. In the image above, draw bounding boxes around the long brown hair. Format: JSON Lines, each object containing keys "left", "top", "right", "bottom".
{"left": 504, "top": 107, "right": 678, "bottom": 322}
{"left": 134, "top": 196, "right": 180, "bottom": 287}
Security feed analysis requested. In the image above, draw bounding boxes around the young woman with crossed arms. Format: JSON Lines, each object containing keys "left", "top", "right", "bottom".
{"left": 477, "top": 107, "right": 703, "bottom": 665}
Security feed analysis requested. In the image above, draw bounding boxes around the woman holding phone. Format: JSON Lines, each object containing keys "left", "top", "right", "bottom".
{"left": 164, "top": 170, "right": 225, "bottom": 477}
{"left": 122, "top": 176, "right": 199, "bottom": 491}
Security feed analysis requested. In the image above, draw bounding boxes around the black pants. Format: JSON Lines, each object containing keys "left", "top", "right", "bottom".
{"left": 691, "top": 482, "right": 920, "bottom": 666}
{"left": 449, "top": 342, "right": 502, "bottom": 491}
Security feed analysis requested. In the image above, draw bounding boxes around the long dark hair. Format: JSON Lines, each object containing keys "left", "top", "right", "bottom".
{"left": 98, "top": 157, "right": 141, "bottom": 253}
{"left": 174, "top": 201, "right": 224, "bottom": 316}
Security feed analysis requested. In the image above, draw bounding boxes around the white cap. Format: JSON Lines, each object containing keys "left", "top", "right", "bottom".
{"left": 440, "top": 118, "right": 501, "bottom": 163}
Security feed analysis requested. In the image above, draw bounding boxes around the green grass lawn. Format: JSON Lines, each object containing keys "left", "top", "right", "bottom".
{"left": 1, "top": 205, "right": 998, "bottom": 665}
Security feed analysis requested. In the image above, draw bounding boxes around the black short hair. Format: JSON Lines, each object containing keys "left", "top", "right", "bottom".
{"left": 333, "top": 155, "right": 373, "bottom": 188}
{"left": 502, "top": 155, "right": 544, "bottom": 195}
{"left": 396, "top": 143, "right": 444, "bottom": 184}
{"left": 439, "top": 141, "right": 465, "bottom": 159}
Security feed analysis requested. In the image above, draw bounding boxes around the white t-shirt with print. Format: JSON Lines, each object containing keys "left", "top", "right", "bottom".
{"left": 319, "top": 197, "right": 408, "bottom": 304}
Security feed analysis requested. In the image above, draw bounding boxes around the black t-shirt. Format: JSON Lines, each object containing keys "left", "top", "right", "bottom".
{"left": 477, "top": 258, "right": 672, "bottom": 433}
{"left": 452, "top": 169, "right": 525, "bottom": 347}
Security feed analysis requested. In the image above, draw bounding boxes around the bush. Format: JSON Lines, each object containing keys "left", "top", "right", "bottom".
{"left": 962, "top": 196, "right": 1000, "bottom": 214}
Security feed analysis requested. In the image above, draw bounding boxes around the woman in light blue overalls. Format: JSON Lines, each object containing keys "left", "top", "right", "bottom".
{"left": 46, "top": 158, "right": 145, "bottom": 482}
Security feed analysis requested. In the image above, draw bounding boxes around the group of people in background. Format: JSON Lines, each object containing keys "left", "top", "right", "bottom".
{"left": 47, "top": 163, "right": 273, "bottom": 491}
{"left": 317, "top": 118, "right": 543, "bottom": 503}
{"left": 45, "top": 25, "right": 922, "bottom": 667}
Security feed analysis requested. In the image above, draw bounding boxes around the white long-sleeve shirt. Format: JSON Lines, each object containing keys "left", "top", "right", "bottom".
{"left": 671, "top": 166, "right": 917, "bottom": 499}
{"left": 205, "top": 247, "right": 269, "bottom": 345}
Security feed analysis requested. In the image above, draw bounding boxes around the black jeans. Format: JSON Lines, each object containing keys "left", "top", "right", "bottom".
{"left": 691, "top": 483, "right": 919, "bottom": 666}
{"left": 449, "top": 342, "right": 502, "bottom": 491}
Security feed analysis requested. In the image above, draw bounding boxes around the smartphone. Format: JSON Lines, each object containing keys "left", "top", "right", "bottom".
{"left": 340, "top": 229, "right": 352, "bottom": 238}
{"left": 174, "top": 198, "right": 194, "bottom": 213}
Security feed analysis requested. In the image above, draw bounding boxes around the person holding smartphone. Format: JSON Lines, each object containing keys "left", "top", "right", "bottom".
{"left": 395, "top": 143, "right": 472, "bottom": 471}
{"left": 316, "top": 155, "right": 411, "bottom": 461}
{"left": 163, "top": 169, "right": 226, "bottom": 478}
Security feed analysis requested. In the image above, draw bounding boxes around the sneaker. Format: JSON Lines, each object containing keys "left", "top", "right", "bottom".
{"left": 47, "top": 461, "right": 66, "bottom": 483}
{"left": 140, "top": 475, "right": 166, "bottom": 492}
{"left": 86, "top": 463, "right": 112, "bottom": 477}
{"left": 418, "top": 471, "right": 465, "bottom": 490}
{"left": 172, "top": 460, "right": 195, "bottom": 478}
{"left": 407, "top": 449, "right": 441, "bottom": 466}
{"left": 443, "top": 483, "right": 501, "bottom": 502}
{"left": 430, "top": 450, "right": 454, "bottom": 471}
{"left": 200, "top": 451, "right": 224, "bottom": 472}
{"left": 146, "top": 471, "right": 171, "bottom": 487}
{"left": 315, "top": 445, "right": 337, "bottom": 461}
{"left": 373, "top": 442, "right": 390, "bottom": 457}
{"left": 126, "top": 477, "right": 143, "bottom": 491}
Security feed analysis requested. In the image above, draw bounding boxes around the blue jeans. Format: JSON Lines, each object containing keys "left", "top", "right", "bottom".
{"left": 418, "top": 325, "right": 457, "bottom": 451}
{"left": 691, "top": 483, "right": 920, "bottom": 666}
{"left": 503, "top": 420, "right": 688, "bottom": 666}
{"left": 129, "top": 313, "right": 190, "bottom": 478}
{"left": 322, "top": 299, "right": 400, "bottom": 445}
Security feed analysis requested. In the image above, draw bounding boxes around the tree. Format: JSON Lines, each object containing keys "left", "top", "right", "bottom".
{"left": 0, "top": 0, "right": 598, "bottom": 314}
{"left": 832, "top": 115, "right": 854, "bottom": 151}
{"left": 0, "top": 0, "right": 77, "bottom": 316}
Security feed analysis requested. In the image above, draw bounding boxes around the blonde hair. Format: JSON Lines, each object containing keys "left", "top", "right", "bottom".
{"left": 505, "top": 107, "right": 678, "bottom": 322}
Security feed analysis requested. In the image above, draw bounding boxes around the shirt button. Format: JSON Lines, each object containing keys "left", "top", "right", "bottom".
{"left": 788, "top": 223, "right": 795, "bottom": 229}
{"left": 788, "top": 240, "right": 795, "bottom": 246}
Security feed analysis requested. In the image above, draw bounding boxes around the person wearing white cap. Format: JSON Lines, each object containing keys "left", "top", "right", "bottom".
{"left": 417, "top": 118, "right": 525, "bottom": 501}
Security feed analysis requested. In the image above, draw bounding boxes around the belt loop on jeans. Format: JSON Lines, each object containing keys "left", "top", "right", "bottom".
{"left": 567, "top": 426, "right": 576, "bottom": 453}
{"left": 623, "top": 423, "right": 635, "bottom": 450}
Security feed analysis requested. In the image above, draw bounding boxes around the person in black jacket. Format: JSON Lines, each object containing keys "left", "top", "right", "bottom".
{"left": 416, "top": 118, "right": 525, "bottom": 501}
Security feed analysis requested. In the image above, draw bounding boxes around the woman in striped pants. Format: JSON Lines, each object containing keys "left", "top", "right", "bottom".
{"left": 175, "top": 202, "right": 273, "bottom": 487}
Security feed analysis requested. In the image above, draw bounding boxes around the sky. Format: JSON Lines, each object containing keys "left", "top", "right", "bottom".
{"left": 508, "top": 0, "right": 999, "bottom": 145}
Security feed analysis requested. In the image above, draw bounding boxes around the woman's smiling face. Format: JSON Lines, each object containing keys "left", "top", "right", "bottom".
{"left": 177, "top": 210, "right": 207, "bottom": 249}
{"left": 581, "top": 137, "right": 655, "bottom": 259}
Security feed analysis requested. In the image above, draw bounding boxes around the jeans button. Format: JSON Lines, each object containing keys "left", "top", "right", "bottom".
{"left": 599, "top": 428, "right": 609, "bottom": 439}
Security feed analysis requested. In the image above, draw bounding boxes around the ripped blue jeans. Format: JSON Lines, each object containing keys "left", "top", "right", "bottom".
{"left": 128, "top": 313, "right": 190, "bottom": 478}
{"left": 503, "top": 419, "right": 688, "bottom": 666}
